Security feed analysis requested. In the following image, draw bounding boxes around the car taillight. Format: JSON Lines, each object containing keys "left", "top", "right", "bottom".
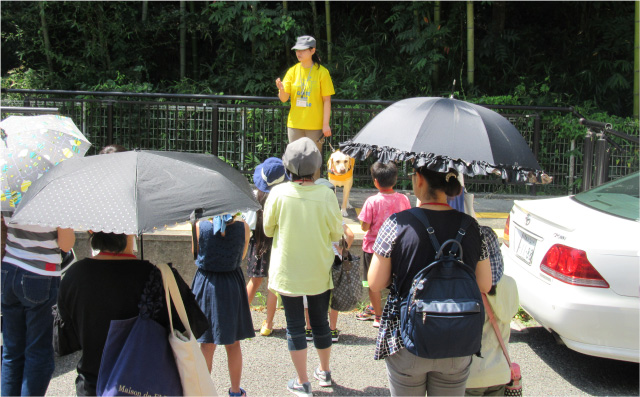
{"left": 503, "top": 214, "right": 510, "bottom": 247}
{"left": 540, "top": 244, "right": 609, "bottom": 288}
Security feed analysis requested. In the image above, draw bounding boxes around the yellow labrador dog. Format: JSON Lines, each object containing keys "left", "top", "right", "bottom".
{"left": 327, "top": 150, "right": 355, "bottom": 216}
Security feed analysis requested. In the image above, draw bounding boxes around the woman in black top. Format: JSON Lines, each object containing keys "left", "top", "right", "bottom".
{"left": 56, "top": 232, "right": 207, "bottom": 396}
{"left": 368, "top": 166, "right": 491, "bottom": 396}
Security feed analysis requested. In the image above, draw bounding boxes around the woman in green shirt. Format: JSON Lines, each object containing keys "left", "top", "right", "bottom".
{"left": 263, "top": 138, "right": 343, "bottom": 396}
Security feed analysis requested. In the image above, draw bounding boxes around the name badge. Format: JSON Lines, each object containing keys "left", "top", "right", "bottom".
{"left": 296, "top": 99, "right": 308, "bottom": 108}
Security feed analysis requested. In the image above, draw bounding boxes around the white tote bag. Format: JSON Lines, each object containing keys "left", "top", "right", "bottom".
{"left": 463, "top": 188, "right": 476, "bottom": 218}
{"left": 156, "top": 263, "right": 218, "bottom": 396}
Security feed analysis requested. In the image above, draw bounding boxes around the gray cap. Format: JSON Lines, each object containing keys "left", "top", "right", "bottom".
{"left": 282, "top": 137, "right": 322, "bottom": 177}
{"left": 291, "top": 35, "right": 316, "bottom": 50}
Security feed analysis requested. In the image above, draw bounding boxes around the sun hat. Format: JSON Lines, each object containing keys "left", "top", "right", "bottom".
{"left": 253, "top": 157, "right": 288, "bottom": 193}
{"left": 282, "top": 137, "right": 322, "bottom": 177}
{"left": 291, "top": 35, "right": 316, "bottom": 50}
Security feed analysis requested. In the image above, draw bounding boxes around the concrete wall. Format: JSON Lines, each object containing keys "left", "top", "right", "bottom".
{"left": 74, "top": 229, "right": 367, "bottom": 306}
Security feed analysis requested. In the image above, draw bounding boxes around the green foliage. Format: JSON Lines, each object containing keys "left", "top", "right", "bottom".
{"left": 1, "top": 1, "right": 637, "bottom": 117}
{"left": 514, "top": 306, "right": 536, "bottom": 326}
{"left": 251, "top": 291, "right": 267, "bottom": 308}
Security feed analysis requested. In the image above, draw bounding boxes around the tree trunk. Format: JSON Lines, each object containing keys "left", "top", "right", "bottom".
{"left": 491, "top": 1, "right": 506, "bottom": 36}
{"left": 634, "top": 0, "right": 639, "bottom": 118}
{"left": 96, "top": 4, "right": 112, "bottom": 71}
{"left": 433, "top": 1, "right": 441, "bottom": 89}
{"left": 311, "top": 1, "right": 320, "bottom": 42}
{"left": 251, "top": 4, "right": 257, "bottom": 57}
{"left": 325, "top": 1, "right": 332, "bottom": 62}
{"left": 38, "top": 2, "right": 54, "bottom": 74}
{"left": 190, "top": 1, "right": 198, "bottom": 78}
{"left": 142, "top": 1, "right": 148, "bottom": 23}
{"left": 466, "top": 1, "right": 474, "bottom": 86}
{"left": 180, "top": 1, "right": 186, "bottom": 79}
{"left": 283, "top": 1, "right": 293, "bottom": 65}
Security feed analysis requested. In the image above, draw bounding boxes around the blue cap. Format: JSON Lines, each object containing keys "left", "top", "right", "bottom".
{"left": 253, "top": 157, "right": 288, "bottom": 193}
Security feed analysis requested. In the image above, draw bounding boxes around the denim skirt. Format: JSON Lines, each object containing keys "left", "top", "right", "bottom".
{"left": 191, "top": 266, "right": 255, "bottom": 345}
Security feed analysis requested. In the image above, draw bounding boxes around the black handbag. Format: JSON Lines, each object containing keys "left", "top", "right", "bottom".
{"left": 52, "top": 304, "right": 81, "bottom": 357}
{"left": 330, "top": 238, "right": 362, "bottom": 312}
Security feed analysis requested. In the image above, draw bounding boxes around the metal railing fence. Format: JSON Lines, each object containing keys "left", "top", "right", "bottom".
{"left": 2, "top": 89, "right": 638, "bottom": 195}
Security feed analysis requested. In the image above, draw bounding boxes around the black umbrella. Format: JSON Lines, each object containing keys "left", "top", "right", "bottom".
{"left": 340, "top": 97, "right": 549, "bottom": 183}
{"left": 10, "top": 150, "right": 260, "bottom": 235}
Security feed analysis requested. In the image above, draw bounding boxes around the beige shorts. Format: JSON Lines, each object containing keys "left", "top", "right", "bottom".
{"left": 287, "top": 128, "right": 325, "bottom": 152}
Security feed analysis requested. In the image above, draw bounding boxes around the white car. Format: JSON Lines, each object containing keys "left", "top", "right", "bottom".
{"left": 501, "top": 172, "right": 639, "bottom": 363}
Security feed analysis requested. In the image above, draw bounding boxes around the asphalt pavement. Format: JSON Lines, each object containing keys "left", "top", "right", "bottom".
{"left": 44, "top": 191, "right": 640, "bottom": 396}
{"left": 47, "top": 309, "right": 640, "bottom": 396}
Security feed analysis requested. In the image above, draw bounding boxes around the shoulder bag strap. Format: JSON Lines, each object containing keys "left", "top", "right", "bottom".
{"left": 156, "top": 263, "right": 193, "bottom": 335}
{"left": 340, "top": 235, "right": 348, "bottom": 259}
{"left": 482, "top": 293, "right": 512, "bottom": 367}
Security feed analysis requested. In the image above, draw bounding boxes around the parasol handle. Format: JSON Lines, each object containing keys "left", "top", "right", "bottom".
{"left": 190, "top": 208, "right": 203, "bottom": 261}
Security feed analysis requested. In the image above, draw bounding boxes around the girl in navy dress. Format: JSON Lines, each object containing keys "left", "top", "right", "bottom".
{"left": 192, "top": 214, "right": 253, "bottom": 396}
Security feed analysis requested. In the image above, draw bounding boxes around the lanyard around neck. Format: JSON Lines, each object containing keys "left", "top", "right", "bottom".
{"left": 298, "top": 64, "right": 313, "bottom": 97}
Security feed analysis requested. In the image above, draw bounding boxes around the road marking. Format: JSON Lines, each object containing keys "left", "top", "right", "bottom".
{"left": 476, "top": 212, "right": 509, "bottom": 219}
{"left": 358, "top": 208, "right": 508, "bottom": 219}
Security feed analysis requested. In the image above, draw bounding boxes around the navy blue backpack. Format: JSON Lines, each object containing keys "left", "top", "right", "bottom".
{"left": 398, "top": 208, "right": 484, "bottom": 359}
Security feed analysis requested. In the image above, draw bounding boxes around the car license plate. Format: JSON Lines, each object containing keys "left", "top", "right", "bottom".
{"left": 516, "top": 232, "right": 537, "bottom": 265}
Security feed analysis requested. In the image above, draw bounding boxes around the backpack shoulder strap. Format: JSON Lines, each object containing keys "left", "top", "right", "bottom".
{"left": 390, "top": 207, "right": 436, "bottom": 294}
{"left": 407, "top": 207, "right": 440, "bottom": 252}
{"left": 454, "top": 217, "right": 472, "bottom": 243}
{"left": 456, "top": 217, "right": 472, "bottom": 240}
{"left": 391, "top": 208, "right": 441, "bottom": 292}
{"left": 410, "top": 208, "right": 472, "bottom": 258}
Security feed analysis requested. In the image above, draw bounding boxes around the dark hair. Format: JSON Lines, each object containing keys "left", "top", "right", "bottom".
{"left": 371, "top": 162, "right": 398, "bottom": 189}
{"left": 488, "top": 285, "right": 497, "bottom": 296}
{"left": 288, "top": 171, "right": 314, "bottom": 180}
{"left": 253, "top": 190, "right": 273, "bottom": 258}
{"left": 90, "top": 232, "right": 128, "bottom": 253}
{"left": 416, "top": 167, "right": 462, "bottom": 198}
{"left": 99, "top": 144, "right": 127, "bottom": 155}
{"left": 312, "top": 50, "right": 322, "bottom": 69}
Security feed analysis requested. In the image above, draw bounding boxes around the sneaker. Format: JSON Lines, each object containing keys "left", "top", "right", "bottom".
{"left": 228, "top": 387, "right": 246, "bottom": 396}
{"left": 287, "top": 378, "right": 312, "bottom": 396}
{"left": 330, "top": 329, "right": 340, "bottom": 343}
{"left": 305, "top": 328, "right": 313, "bottom": 341}
{"left": 260, "top": 320, "right": 273, "bottom": 336}
{"left": 314, "top": 366, "right": 332, "bottom": 387}
{"left": 356, "top": 305, "right": 375, "bottom": 321}
{"left": 373, "top": 316, "right": 381, "bottom": 328}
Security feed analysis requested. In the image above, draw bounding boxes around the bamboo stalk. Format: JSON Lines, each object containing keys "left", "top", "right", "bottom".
{"left": 39, "top": 2, "right": 53, "bottom": 74}
{"left": 434, "top": 1, "right": 441, "bottom": 88}
{"left": 634, "top": 1, "right": 639, "bottom": 118}
{"left": 180, "top": 1, "right": 186, "bottom": 80}
{"left": 467, "top": 1, "right": 474, "bottom": 86}
{"left": 325, "top": 1, "right": 332, "bottom": 62}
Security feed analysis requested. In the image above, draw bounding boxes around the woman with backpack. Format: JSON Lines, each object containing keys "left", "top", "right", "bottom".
{"left": 368, "top": 166, "right": 492, "bottom": 396}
